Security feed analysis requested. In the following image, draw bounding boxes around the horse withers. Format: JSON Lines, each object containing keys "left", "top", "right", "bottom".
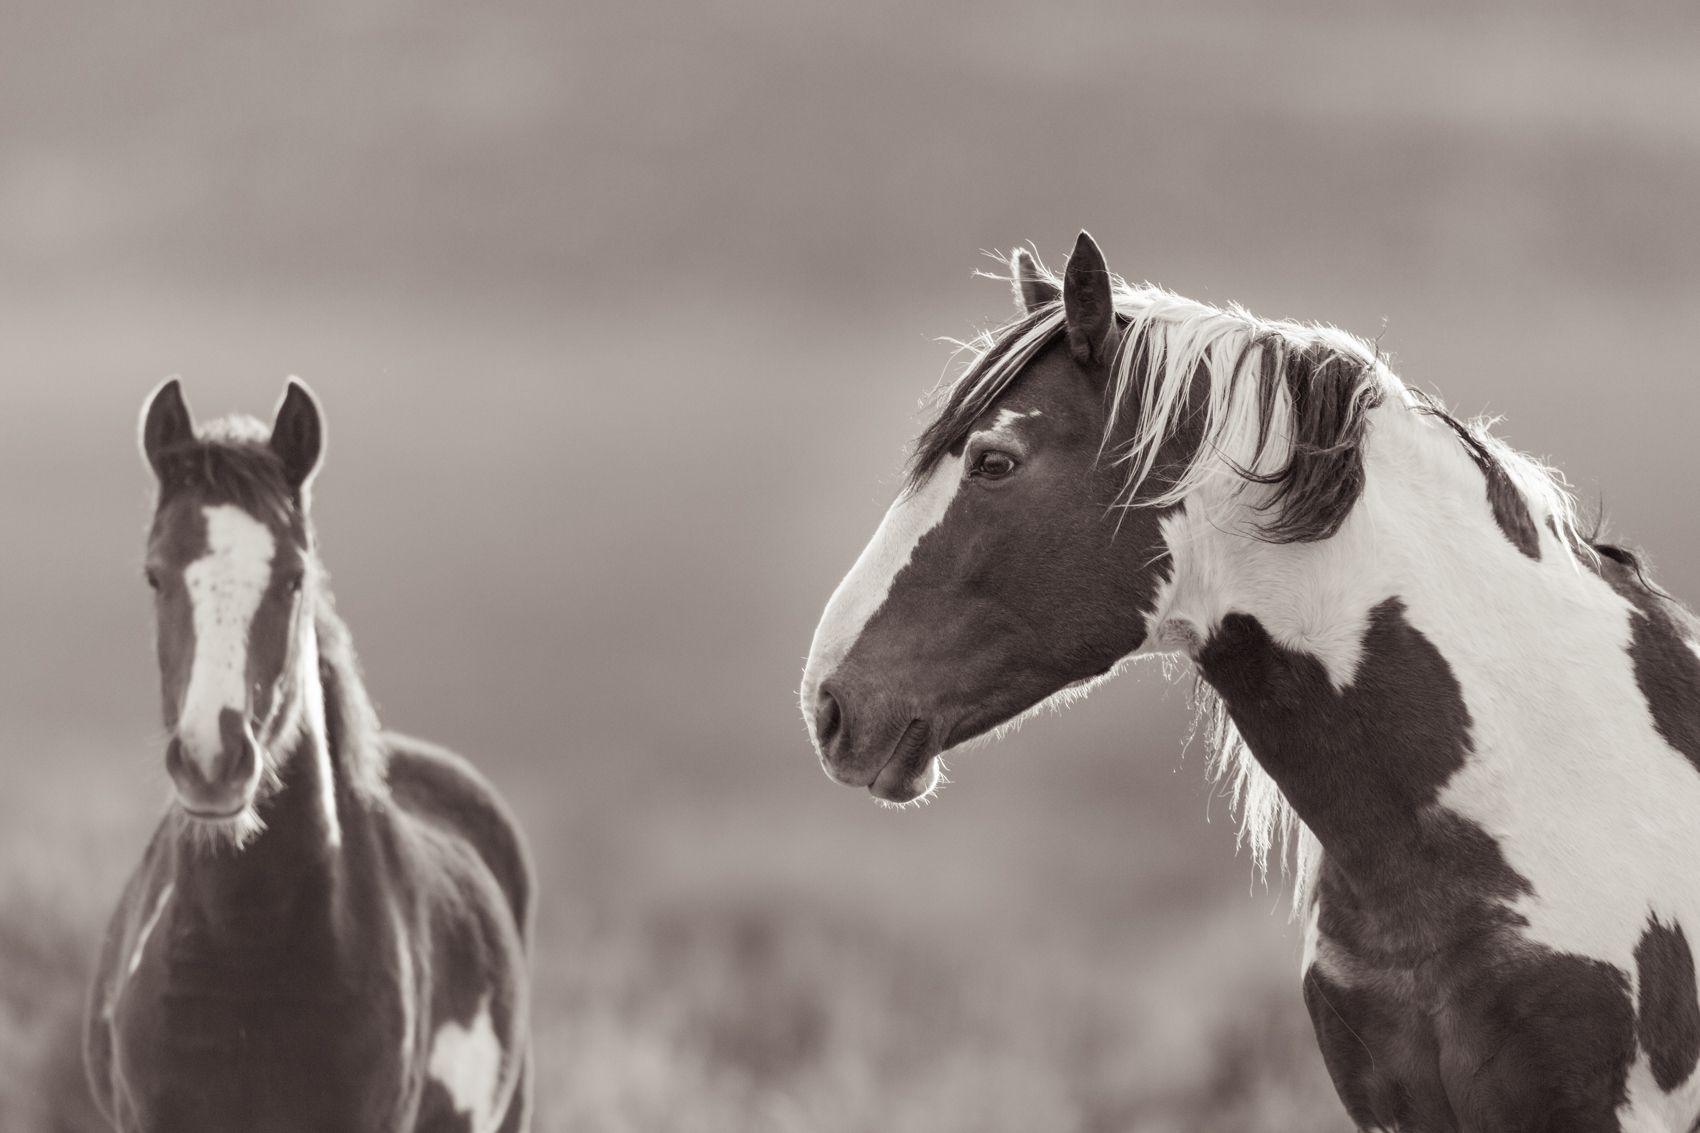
{"left": 86, "top": 379, "right": 534, "bottom": 1132}
{"left": 802, "top": 233, "right": 1700, "bottom": 1131}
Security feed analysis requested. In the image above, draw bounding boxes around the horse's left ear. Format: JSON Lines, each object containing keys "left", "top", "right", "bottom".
{"left": 1011, "top": 246, "right": 1060, "bottom": 314}
{"left": 1063, "top": 230, "right": 1116, "bottom": 368}
{"left": 270, "top": 378, "right": 324, "bottom": 492}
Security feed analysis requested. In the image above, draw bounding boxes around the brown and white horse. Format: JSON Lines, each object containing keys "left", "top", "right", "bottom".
{"left": 802, "top": 233, "right": 1700, "bottom": 1131}
{"left": 86, "top": 379, "right": 534, "bottom": 1132}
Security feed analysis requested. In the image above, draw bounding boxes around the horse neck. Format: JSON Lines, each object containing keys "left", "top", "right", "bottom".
{"left": 172, "top": 614, "right": 353, "bottom": 941}
{"left": 1162, "top": 398, "right": 1608, "bottom": 875}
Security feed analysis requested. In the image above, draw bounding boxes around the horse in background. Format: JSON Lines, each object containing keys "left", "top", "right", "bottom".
{"left": 86, "top": 379, "right": 534, "bottom": 1132}
{"left": 802, "top": 232, "right": 1700, "bottom": 1131}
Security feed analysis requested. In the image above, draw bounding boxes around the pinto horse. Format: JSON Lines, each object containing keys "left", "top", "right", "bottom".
{"left": 86, "top": 379, "right": 534, "bottom": 1132}
{"left": 802, "top": 232, "right": 1700, "bottom": 1131}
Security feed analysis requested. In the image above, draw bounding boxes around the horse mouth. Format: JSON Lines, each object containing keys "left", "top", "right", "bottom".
{"left": 870, "top": 719, "right": 939, "bottom": 803}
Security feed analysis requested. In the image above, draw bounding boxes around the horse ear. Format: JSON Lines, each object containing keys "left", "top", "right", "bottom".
{"left": 270, "top": 378, "right": 324, "bottom": 492}
{"left": 1011, "top": 247, "right": 1060, "bottom": 314}
{"left": 140, "top": 378, "right": 194, "bottom": 477}
{"left": 1063, "top": 230, "right": 1116, "bottom": 367}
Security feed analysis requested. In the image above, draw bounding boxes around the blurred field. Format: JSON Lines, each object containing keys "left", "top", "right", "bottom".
{"left": 4, "top": 2, "right": 1700, "bottom": 1130}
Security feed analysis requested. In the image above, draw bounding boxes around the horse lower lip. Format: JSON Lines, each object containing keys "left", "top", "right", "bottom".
{"left": 181, "top": 804, "right": 246, "bottom": 820}
{"left": 870, "top": 720, "right": 932, "bottom": 797}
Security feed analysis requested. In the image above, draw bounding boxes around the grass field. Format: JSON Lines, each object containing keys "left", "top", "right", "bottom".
{"left": 4, "top": 2, "right": 1700, "bottom": 1130}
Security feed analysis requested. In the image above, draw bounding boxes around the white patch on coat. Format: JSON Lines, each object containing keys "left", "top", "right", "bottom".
{"left": 393, "top": 909, "right": 415, "bottom": 1070}
{"left": 800, "top": 452, "right": 965, "bottom": 735}
{"left": 288, "top": 617, "right": 342, "bottom": 849}
{"left": 1158, "top": 397, "right": 1700, "bottom": 1127}
{"left": 111, "top": 880, "right": 174, "bottom": 1016}
{"left": 428, "top": 994, "right": 503, "bottom": 1131}
{"left": 178, "top": 506, "right": 275, "bottom": 776}
{"left": 127, "top": 882, "right": 173, "bottom": 978}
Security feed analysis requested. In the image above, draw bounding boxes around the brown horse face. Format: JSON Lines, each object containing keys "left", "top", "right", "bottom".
{"left": 801, "top": 235, "right": 1180, "bottom": 803}
{"left": 139, "top": 379, "right": 323, "bottom": 824}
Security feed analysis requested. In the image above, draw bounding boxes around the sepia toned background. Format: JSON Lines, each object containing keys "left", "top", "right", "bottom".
{"left": 5, "top": 2, "right": 1700, "bottom": 1129}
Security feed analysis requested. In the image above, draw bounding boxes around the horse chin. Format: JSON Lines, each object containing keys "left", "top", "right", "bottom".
{"left": 171, "top": 798, "right": 266, "bottom": 853}
{"left": 869, "top": 721, "right": 943, "bottom": 805}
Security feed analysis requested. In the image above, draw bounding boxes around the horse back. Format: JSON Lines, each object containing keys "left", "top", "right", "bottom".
{"left": 381, "top": 732, "right": 535, "bottom": 949}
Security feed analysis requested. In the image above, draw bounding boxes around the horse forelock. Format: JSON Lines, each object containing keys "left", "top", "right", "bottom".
{"left": 149, "top": 416, "right": 300, "bottom": 534}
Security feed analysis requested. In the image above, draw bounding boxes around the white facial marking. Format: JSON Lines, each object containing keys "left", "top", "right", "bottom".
{"left": 987, "top": 406, "right": 1040, "bottom": 434}
{"left": 179, "top": 506, "right": 275, "bottom": 776}
{"left": 801, "top": 452, "right": 965, "bottom": 727}
{"left": 428, "top": 994, "right": 503, "bottom": 1131}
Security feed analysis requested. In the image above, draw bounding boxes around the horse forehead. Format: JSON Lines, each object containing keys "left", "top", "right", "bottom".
{"left": 152, "top": 496, "right": 287, "bottom": 566}
{"left": 195, "top": 505, "right": 278, "bottom": 571}
{"left": 178, "top": 505, "right": 279, "bottom": 611}
{"left": 974, "top": 406, "right": 1044, "bottom": 439}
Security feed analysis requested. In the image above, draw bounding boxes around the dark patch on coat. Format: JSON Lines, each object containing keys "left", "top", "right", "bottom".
{"left": 1422, "top": 406, "right": 1542, "bottom": 559}
{"left": 1592, "top": 552, "right": 1700, "bottom": 779}
{"left": 1199, "top": 599, "right": 1637, "bottom": 1129}
{"left": 1636, "top": 916, "right": 1700, "bottom": 1092}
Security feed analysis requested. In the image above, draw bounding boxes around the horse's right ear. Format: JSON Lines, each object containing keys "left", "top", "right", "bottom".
{"left": 140, "top": 378, "right": 194, "bottom": 478}
{"left": 1063, "top": 231, "right": 1116, "bottom": 367}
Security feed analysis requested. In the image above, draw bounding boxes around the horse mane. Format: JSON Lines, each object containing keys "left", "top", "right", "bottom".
{"left": 314, "top": 596, "right": 389, "bottom": 799}
{"left": 911, "top": 256, "right": 1389, "bottom": 544}
{"left": 154, "top": 416, "right": 389, "bottom": 795}
{"left": 915, "top": 253, "right": 1596, "bottom": 907}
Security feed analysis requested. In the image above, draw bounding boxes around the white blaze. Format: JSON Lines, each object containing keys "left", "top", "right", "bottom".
{"left": 178, "top": 505, "right": 275, "bottom": 776}
{"left": 428, "top": 994, "right": 503, "bottom": 1131}
{"left": 801, "top": 452, "right": 965, "bottom": 734}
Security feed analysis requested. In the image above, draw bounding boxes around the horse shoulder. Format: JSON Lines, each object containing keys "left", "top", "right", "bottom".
{"left": 379, "top": 732, "right": 534, "bottom": 951}
{"left": 376, "top": 736, "right": 531, "bottom": 1133}
{"left": 83, "top": 826, "right": 174, "bottom": 1123}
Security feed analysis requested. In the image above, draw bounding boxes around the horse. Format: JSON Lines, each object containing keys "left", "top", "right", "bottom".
{"left": 801, "top": 231, "right": 1700, "bottom": 1131}
{"left": 85, "top": 379, "right": 534, "bottom": 1132}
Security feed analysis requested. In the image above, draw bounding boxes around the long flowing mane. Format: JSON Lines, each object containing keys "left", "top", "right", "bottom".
{"left": 152, "top": 418, "right": 389, "bottom": 797}
{"left": 913, "top": 252, "right": 1593, "bottom": 904}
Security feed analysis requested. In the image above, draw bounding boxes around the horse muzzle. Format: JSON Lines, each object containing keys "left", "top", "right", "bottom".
{"left": 166, "top": 716, "right": 262, "bottom": 818}
{"left": 808, "top": 680, "right": 943, "bottom": 803}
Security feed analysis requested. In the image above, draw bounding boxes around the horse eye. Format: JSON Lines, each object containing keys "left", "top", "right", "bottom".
{"left": 144, "top": 568, "right": 161, "bottom": 591}
{"left": 286, "top": 570, "right": 305, "bottom": 595}
{"left": 972, "top": 451, "right": 1019, "bottom": 480}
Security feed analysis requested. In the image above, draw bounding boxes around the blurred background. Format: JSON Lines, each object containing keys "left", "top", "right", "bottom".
{"left": 4, "top": 1, "right": 1699, "bottom": 1129}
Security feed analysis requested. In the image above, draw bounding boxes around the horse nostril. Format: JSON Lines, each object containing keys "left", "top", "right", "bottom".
{"left": 165, "top": 737, "right": 193, "bottom": 783}
{"left": 816, "top": 687, "right": 843, "bottom": 748}
{"left": 229, "top": 733, "right": 257, "bottom": 785}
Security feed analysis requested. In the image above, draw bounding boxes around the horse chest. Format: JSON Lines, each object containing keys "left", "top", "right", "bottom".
{"left": 109, "top": 927, "right": 416, "bottom": 1133}
{"left": 1303, "top": 870, "right": 1655, "bottom": 1133}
